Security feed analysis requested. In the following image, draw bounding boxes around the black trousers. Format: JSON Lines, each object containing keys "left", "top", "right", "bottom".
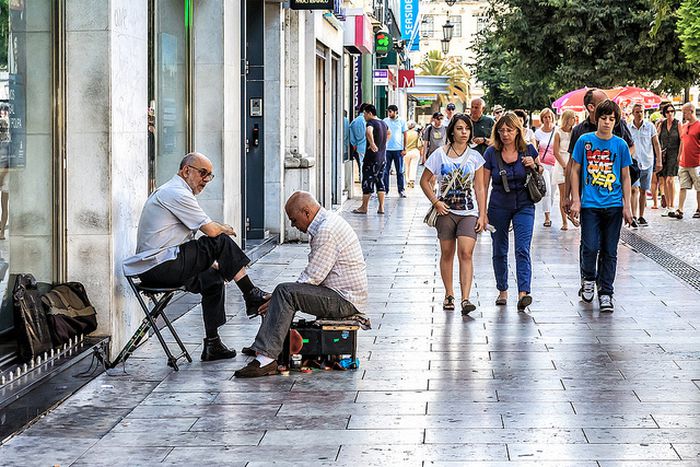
{"left": 139, "top": 235, "right": 250, "bottom": 335}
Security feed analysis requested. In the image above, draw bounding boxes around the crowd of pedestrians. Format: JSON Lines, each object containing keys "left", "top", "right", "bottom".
{"left": 348, "top": 92, "right": 700, "bottom": 317}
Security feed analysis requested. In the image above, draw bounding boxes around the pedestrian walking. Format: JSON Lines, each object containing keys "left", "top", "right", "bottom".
{"left": 404, "top": 121, "right": 422, "bottom": 188}
{"left": 353, "top": 105, "right": 390, "bottom": 215}
{"left": 492, "top": 105, "right": 504, "bottom": 122}
{"left": 444, "top": 103, "right": 456, "bottom": 126}
{"left": 552, "top": 110, "right": 575, "bottom": 230}
{"left": 513, "top": 109, "right": 537, "bottom": 148}
{"left": 569, "top": 100, "right": 633, "bottom": 313}
{"left": 629, "top": 103, "right": 662, "bottom": 226}
{"left": 534, "top": 108, "right": 558, "bottom": 227}
{"left": 657, "top": 103, "right": 681, "bottom": 214}
{"left": 470, "top": 98, "right": 495, "bottom": 155}
{"left": 481, "top": 112, "right": 542, "bottom": 311}
{"left": 420, "top": 114, "right": 487, "bottom": 315}
{"left": 349, "top": 103, "right": 369, "bottom": 177}
{"left": 671, "top": 102, "right": 700, "bottom": 219}
{"left": 563, "top": 89, "right": 635, "bottom": 213}
{"left": 421, "top": 112, "right": 447, "bottom": 163}
{"left": 383, "top": 105, "right": 408, "bottom": 197}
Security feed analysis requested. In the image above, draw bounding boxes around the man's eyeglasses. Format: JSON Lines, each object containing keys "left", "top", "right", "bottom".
{"left": 187, "top": 165, "right": 215, "bottom": 181}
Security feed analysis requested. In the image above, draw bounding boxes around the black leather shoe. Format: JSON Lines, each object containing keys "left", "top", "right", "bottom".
{"left": 201, "top": 337, "right": 237, "bottom": 361}
{"left": 244, "top": 287, "right": 271, "bottom": 318}
{"left": 234, "top": 359, "right": 278, "bottom": 378}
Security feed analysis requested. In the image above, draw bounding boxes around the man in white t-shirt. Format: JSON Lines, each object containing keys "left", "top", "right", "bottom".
{"left": 629, "top": 103, "right": 662, "bottom": 226}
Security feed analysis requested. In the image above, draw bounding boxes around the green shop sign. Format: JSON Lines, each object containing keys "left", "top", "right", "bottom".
{"left": 375, "top": 31, "right": 392, "bottom": 57}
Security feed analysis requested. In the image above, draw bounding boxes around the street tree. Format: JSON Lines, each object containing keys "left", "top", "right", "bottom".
{"left": 472, "top": 0, "right": 698, "bottom": 111}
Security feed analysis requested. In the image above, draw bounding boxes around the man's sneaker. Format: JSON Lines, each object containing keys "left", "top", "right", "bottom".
{"left": 629, "top": 218, "right": 639, "bottom": 229}
{"left": 579, "top": 280, "right": 596, "bottom": 303}
{"left": 399, "top": 191, "right": 407, "bottom": 198}
{"left": 637, "top": 216, "right": 648, "bottom": 226}
{"left": 599, "top": 294, "right": 614, "bottom": 313}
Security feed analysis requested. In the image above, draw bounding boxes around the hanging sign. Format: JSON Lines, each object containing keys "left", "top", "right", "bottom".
{"left": 398, "top": 70, "right": 415, "bottom": 88}
{"left": 290, "top": 0, "right": 334, "bottom": 10}
{"left": 373, "top": 69, "right": 389, "bottom": 86}
{"left": 374, "top": 31, "right": 392, "bottom": 57}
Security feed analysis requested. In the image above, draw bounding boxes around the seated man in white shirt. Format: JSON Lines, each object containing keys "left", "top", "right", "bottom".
{"left": 124, "top": 152, "right": 269, "bottom": 362}
{"left": 234, "top": 191, "right": 368, "bottom": 378}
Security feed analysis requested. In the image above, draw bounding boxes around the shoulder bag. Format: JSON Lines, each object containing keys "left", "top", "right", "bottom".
{"left": 423, "top": 175, "right": 457, "bottom": 227}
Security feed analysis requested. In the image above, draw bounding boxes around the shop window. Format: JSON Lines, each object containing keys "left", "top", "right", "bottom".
{"left": 0, "top": 0, "right": 57, "bottom": 356}
{"left": 449, "top": 15, "right": 462, "bottom": 38}
{"left": 149, "top": 0, "right": 193, "bottom": 191}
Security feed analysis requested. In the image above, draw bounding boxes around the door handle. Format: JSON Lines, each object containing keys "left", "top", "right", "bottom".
{"left": 252, "top": 124, "right": 260, "bottom": 147}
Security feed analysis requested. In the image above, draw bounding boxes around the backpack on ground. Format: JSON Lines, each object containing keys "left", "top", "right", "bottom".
{"left": 12, "top": 274, "right": 53, "bottom": 362}
{"left": 42, "top": 283, "right": 97, "bottom": 346}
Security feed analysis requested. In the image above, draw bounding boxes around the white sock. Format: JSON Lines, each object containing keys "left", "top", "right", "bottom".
{"left": 256, "top": 355, "right": 275, "bottom": 366}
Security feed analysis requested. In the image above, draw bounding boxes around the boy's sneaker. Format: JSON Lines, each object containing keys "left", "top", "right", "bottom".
{"left": 637, "top": 216, "right": 648, "bottom": 226}
{"left": 599, "top": 294, "right": 614, "bottom": 313}
{"left": 579, "top": 280, "right": 596, "bottom": 303}
{"left": 629, "top": 217, "right": 639, "bottom": 229}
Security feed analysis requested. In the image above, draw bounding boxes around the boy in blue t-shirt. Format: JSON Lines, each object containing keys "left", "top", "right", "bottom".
{"left": 570, "top": 99, "right": 633, "bottom": 313}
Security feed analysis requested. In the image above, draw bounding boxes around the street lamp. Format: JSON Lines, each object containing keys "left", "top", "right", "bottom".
{"left": 445, "top": 0, "right": 457, "bottom": 6}
{"left": 441, "top": 39, "right": 450, "bottom": 55}
{"left": 442, "top": 19, "right": 454, "bottom": 42}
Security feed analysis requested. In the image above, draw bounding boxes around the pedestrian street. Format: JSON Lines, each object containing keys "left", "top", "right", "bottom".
{"left": 1, "top": 189, "right": 698, "bottom": 466}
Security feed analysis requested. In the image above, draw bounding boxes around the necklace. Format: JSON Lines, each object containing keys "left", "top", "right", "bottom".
{"left": 448, "top": 144, "right": 468, "bottom": 158}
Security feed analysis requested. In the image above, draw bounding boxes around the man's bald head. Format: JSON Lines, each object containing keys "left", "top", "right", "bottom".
{"left": 178, "top": 152, "right": 214, "bottom": 195}
{"left": 285, "top": 191, "right": 321, "bottom": 233}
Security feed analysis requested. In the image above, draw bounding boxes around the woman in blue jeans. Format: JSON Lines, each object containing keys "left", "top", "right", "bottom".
{"left": 482, "top": 112, "right": 544, "bottom": 311}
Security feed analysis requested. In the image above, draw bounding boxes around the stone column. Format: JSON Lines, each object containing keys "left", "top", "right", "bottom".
{"left": 65, "top": 0, "right": 149, "bottom": 351}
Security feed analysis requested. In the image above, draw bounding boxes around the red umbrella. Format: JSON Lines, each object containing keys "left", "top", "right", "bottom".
{"left": 551, "top": 87, "right": 590, "bottom": 113}
{"left": 606, "top": 86, "right": 662, "bottom": 109}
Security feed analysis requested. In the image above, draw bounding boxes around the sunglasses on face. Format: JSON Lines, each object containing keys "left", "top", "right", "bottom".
{"left": 666, "top": 109, "right": 675, "bottom": 114}
{"left": 187, "top": 165, "right": 215, "bottom": 181}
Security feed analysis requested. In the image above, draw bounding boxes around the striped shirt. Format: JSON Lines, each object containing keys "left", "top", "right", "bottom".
{"left": 297, "top": 208, "right": 368, "bottom": 313}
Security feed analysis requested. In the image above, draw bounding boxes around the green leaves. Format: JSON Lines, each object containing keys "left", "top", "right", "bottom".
{"left": 471, "top": 0, "right": 698, "bottom": 111}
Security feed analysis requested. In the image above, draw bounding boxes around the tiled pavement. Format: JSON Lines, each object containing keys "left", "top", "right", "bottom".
{"left": 1, "top": 188, "right": 699, "bottom": 466}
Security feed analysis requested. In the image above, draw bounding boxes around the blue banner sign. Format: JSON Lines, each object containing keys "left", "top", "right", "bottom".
{"left": 400, "top": 0, "right": 420, "bottom": 52}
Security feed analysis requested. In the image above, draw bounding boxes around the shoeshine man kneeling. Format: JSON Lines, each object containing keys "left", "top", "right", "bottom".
{"left": 235, "top": 191, "right": 368, "bottom": 378}
{"left": 124, "top": 152, "right": 270, "bottom": 362}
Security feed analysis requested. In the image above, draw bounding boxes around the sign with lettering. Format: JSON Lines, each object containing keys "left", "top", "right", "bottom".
{"left": 374, "top": 31, "right": 392, "bottom": 57}
{"left": 373, "top": 69, "right": 389, "bottom": 86}
{"left": 398, "top": 70, "right": 415, "bottom": 88}
{"left": 290, "top": 0, "right": 334, "bottom": 10}
{"left": 400, "top": 0, "right": 420, "bottom": 52}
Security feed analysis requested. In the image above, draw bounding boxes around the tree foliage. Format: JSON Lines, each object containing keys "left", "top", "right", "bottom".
{"left": 677, "top": 0, "right": 700, "bottom": 64}
{"left": 472, "top": 0, "right": 698, "bottom": 111}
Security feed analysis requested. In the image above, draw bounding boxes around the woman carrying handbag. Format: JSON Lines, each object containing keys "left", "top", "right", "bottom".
{"left": 420, "top": 115, "right": 487, "bottom": 315}
{"left": 481, "top": 112, "right": 543, "bottom": 312}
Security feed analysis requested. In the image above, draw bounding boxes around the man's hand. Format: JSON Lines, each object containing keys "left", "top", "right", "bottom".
{"left": 475, "top": 214, "right": 488, "bottom": 233}
{"left": 570, "top": 200, "right": 581, "bottom": 219}
{"left": 257, "top": 300, "right": 270, "bottom": 316}
{"left": 623, "top": 206, "right": 634, "bottom": 226}
{"left": 401, "top": 150, "right": 406, "bottom": 156}
{"left": 370, "top": 144, "right": 379, "bottom": 153}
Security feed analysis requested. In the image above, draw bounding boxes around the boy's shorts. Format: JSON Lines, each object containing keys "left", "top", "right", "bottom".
{"left": 678, "top": 166, "right": 700, "bottom": 191}
{"left": 633, "top": 166, "right": 653, "bottom": 191}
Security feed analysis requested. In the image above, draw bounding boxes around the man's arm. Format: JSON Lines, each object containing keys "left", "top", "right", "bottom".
{"left": 652, "top": 134, "right": 663, "bottom": 171}
{"left": 297, "top": 231, "right": 337, "bottom": 286}
{"left": 200, "top": 221, "right": 236, "bottom": 237}
{"left": 569, "top": 160, "right": 582, "bottom": 218}
{"left": 366, "top": 126, "right": 377, "bottom": 151}
{"left": 402, "top": 130, "right": 408, "bottom": 155}
{"left": 621, "top": 166, "right": 633, "bottom": 225}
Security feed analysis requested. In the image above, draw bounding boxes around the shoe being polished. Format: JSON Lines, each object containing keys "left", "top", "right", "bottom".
{"left": 234, "top": 359, "right": 278, "bottom": 378}
{"left": 244, "top": 287, "right": 271, "bottom": 318}
{"left": 201, "top": 336, "right": 237, "bottom": 361}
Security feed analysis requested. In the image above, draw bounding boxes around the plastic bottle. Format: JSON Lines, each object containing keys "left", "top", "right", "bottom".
{"left": 338, "top": 357, "right": 359, "bottom": 369}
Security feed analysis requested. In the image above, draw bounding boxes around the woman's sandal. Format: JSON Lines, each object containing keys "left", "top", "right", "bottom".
{"left": 443, "top": 295, "right": 455, "bottom": 310}
{"left": 543, "top": 220, "right": 552, "bottom": 227}
{"left": 461, "top": 299, "right": 476, "bottom": 315}
{"left": 517, "top": 294, "right": 533, "bottom": 312}
{"left": 495, "top": 297, "right": 507, "bottom": 306}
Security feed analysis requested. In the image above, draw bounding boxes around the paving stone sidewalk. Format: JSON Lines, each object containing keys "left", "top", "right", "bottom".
{"left": 1, "top": 188, "right": 699, "bottom": 466}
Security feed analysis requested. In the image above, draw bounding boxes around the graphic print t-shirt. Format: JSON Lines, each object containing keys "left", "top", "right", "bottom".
{"left": 572, "top": 132, "right": 632, "bottom": 209}
{"left": 424, "top": 146, "right": 485, "bottom": 216}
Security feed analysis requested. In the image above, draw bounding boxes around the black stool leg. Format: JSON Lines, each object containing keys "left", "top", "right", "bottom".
{"left": 143, "top": 292, "right": 184, "bottom": 371}
{"left": 159, "top": 303, "right": 193, "bottom": 363}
